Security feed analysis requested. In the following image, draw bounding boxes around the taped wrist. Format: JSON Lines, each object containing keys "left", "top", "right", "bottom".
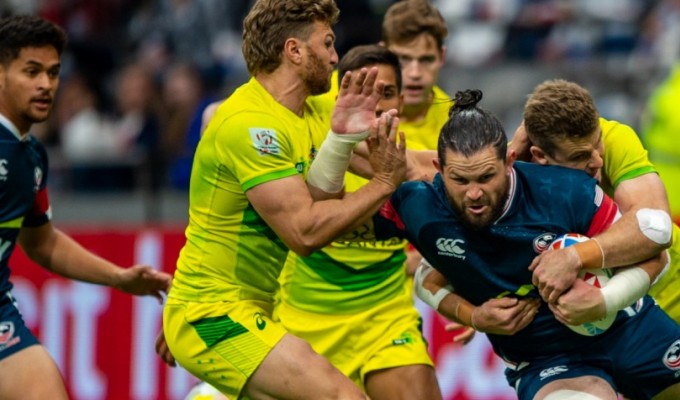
{"left": 573, "top": 238, "right": 605, "bottom": 269}
{"left": 306, "top": 130, "right": 369, "bottom": 193}
{"left": 601, "top": 267, "right": 650, "bottom": 314}
{"left": 414, "top": 259, "right": 454, "bottom": 311}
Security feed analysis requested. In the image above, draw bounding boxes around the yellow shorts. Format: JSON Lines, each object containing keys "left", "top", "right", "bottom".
{"left": 277, "top": 293, "right": 433, "bottom": 390}
{"left": 163, "top": 298, "right": 287, "bottom": 399}
{"left": 650, "top": 243, "right": 680, "bottom": 321}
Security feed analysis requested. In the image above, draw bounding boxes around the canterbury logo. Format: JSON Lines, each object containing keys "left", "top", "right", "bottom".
{"left": 0, "top": 160, "right": 7, "bottom": 177}
{"left": 436, "top": 238, "right": 466, "bottom": 259}
{"left": 539, "top": 365, "right": 568, "bottom": 380}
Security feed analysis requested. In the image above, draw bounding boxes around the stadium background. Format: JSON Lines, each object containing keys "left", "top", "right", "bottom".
{"left": 4, "top": 0, "right": 679, "bottom": 398}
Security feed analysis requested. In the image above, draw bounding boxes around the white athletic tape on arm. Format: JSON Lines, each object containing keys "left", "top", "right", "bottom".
{"left": 414, "top": 258, "right": 454, "bottom": 311}
{"left": 601, "top": 266, "right": 650, "bottom": 315}
{"left": 306, "top": 130, "right": 369, "bottom": 193}
{"left": 636, "top": 208, "right": 673, "bottom": 245}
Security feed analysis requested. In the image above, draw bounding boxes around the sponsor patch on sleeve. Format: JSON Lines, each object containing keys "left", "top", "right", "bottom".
{"left": 249, "top": 128, "right": 280, "bottom": 156}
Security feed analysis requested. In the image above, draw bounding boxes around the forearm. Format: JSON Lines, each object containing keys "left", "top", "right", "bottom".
{"left": 29, "top": 229, "right": 122, "bottom": 287}
{"left": 588, "top": 211, "right": 670, "bottom": 269}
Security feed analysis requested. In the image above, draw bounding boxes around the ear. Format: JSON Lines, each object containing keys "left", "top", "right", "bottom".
{"left": 283, "top": 38, "right": 304, "bottom": 65}
{"left": 529, "top": 145, "right": 549, "bottom": 165}
{"left": 433, "top": 157, "right": 443, "bottom": 173}
{"left": 438, "top": 46, "right": 447, "bottom": 67}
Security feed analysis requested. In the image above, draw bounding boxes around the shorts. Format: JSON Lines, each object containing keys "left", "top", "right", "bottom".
{"left": 163, "top": 298, "right": 287, "bottom": 399}
{"left": 506, "top": 297, "right": 680, "bottom": 400}
{"left": 0, "top": 291, "right": 39, "bottom": 361}
{"left": 277, "top": 292, "right": 433, "bottom": 390}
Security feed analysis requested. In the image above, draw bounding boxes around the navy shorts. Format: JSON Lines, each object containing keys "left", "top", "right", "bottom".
{"left": 506, "top": 297, "right": 680, "bottom": 400}
{"left": 0, "top": 292, "right": 40, "bottom": 361}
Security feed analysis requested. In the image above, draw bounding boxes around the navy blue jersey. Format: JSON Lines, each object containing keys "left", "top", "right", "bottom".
{"left": 374, "top": 161, "right": 621, "bottom": 362}
{"left": 0, "top": 122, "right": 51, "bottom": 295}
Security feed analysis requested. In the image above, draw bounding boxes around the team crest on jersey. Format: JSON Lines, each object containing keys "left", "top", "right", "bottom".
{"left": 249, "top": 128, "right": 280, "bottom": 156}
{"left": 663, "top": 339, "right": 680, "bottom": 371}
{"left": 34, "top": 167, "right": 43, "bottom": 192}
{"left": 533, "top": 232, "right": 557, "bottom": 253}
{"left": 0, "top": 321, "right": 20, "bottom": 352}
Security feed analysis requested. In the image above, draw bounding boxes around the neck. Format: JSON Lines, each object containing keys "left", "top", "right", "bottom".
{"left": 0, "top": 111, "right": 28, "bottom": 139}
{"left": 400, "top": 90, "right": 434, "bottom": 122}
{"left": 255, "top": 68, "right": 309, "bottom": 117}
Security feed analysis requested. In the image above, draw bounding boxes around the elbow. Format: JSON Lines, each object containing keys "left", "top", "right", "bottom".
{"left": 286, "top": 235, "right": 327, "bottom": 257}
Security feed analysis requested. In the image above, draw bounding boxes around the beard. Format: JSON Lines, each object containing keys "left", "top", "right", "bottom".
{"left": 450, "top": 183, "right": 510, "bottom": 231}
{"left": 303, "top": 49, "right": 331, "bottom": 96}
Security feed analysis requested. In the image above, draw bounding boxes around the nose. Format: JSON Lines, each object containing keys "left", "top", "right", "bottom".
{"left": 587, "top": 150, "right": 603, "bottom": 171}
{"left": 466, "top": 185, "right": 483, "bottom": 201}
{"left": 330, "top": 47, "right": 339, "bottom": 65}
{"left": 402, "top": 60, "right": 422, "bottom": 79}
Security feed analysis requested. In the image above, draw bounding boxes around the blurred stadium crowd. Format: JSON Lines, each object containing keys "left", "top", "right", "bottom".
{"left": 2, "top": 0, "right": 678, "bottom": 219}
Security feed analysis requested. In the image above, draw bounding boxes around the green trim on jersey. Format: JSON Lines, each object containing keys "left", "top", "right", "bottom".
{"left": 0, "top": 216, "right": 23, "bottom": 228}
{"left": 170, "top": 78, "right": 333, "bottom": 303}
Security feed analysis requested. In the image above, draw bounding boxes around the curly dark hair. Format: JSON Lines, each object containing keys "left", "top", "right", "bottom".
{"left": 0, "top": 15, "right": 67, "bottom": 66}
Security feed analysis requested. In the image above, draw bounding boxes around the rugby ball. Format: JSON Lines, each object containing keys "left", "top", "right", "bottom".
{"left": 549, "top": 233, "right": 615, "bottom": 336}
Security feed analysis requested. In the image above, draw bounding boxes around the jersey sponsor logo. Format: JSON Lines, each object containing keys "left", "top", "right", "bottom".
{"left": 0, "top": 321, "right": 20, "bottom": 352}
{"left": 533, "top": 232, "right": 557, "bottom": 253}
{"left": 436, "top": 238, "right": 466, "bottom": 259}
{"left": 249, "top": 128, "right": 280, "bottom": 156}
{"left": 539, "top": 365, "right": 568, "bottom": 380}
{"left": 254, "top": 312, "right": 266, "bottom": 331}
{"left": 0, "top": 159, "right": 7, "bottom": 181}
{"left": 663, "top": 339, "right": 680, "bottom": 371}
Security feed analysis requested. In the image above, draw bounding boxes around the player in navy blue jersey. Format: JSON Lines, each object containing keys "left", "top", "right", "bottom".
{"left": 0, "top": 15, "right": 172, "bottom": 399}
{"left": 369, "top": 90, "right": 680, "bottom": 399}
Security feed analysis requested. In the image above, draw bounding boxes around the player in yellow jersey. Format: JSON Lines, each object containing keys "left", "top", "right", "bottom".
{"left": 162, "top": 1, "right": 407, "bottom": 399}
{"left": 381, "top": 0, "right": 451, "bottom": 152}
{"left": 278, "top": 44, "right": 442, "bottom": 400}
{"left": 516, "top": 79, "right": 678, "bottom": 319}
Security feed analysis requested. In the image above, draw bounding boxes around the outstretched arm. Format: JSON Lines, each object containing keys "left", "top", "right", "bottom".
{"left": 18, "top": 222, "right": 172, "bottom": 303}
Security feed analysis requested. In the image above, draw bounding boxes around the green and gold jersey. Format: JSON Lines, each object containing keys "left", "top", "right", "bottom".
{"left": 598, "top": 117, "right": 679, "bottom": 302}
{"left": 170, "top": 78, "right": 332, "bottom": 303}
{"left": 281, "top": 87, "right": 450, "bottom": 314}
{"left": 400, "top": 86, "right": 451, "bottom": 150}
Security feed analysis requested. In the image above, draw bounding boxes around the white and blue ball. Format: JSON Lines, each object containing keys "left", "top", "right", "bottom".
{"left": 550, "top": 233, "right": 615, "bottom": 336}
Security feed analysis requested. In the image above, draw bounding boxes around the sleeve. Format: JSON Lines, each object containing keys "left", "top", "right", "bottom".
{"left": 601, "top": 118, "right": 656, "bottom": 190}
{"left": 372, "top": 188, "right": 409, "bottom": 241}
{"left": 586, "top": 185, "right": 619, "bottom": 237}
{"left": 215, "top": 111, "right": 297, "bottom": 191}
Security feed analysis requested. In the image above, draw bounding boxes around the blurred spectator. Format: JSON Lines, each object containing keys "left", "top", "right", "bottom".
{"left": 641, "top": 61, "right": 680, "bottom": 220}
{"left": 160, "top": 62, "right": 206, "bottom": 190}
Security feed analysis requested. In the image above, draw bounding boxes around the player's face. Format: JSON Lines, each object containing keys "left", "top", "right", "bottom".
{"left": 436, "top": 146, "right": 512, "bottom": 230}
{"left": 0, "top": 46, "right": 60, "bottom": 133}
{"left": 387, "top": 33, "right": 443, "bottom": 108}
{"left": 544, "top": 128, "right": 604, "bottom": 182}
{"left": 356, "top": 63, "right": 402, "bottom": 118}
{"left": 302, "top": 21, "right": 338, "bottom": 96}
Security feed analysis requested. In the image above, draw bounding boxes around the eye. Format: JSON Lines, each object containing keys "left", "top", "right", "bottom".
{"left": 419, "top": 55, "right": 437, "bottom": 66}
{"left": 383, "top": 88, "right": 396, "bottom": 99}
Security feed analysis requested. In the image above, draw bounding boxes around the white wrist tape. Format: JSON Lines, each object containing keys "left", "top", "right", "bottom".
{"left": 414, "top": 259, "right": 454, "bottom": 310}
{"left": 636, "top": 208, "right": 672, "bottom": 245}
{"left": 306, "top": 130, "right": 369, "bottom": 193}
{"left": 601, "top": 266, "right": 650, "bottom": 315}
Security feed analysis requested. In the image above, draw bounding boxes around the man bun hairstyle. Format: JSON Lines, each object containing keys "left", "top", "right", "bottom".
{"left": 438, "top": 89, "right": 507, "bottom": 163}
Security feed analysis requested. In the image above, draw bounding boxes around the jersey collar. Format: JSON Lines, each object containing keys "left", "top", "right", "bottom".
{"left": 0, "top": 113, "right": 25, "bottom": 141}
{"left": 495, "top": 167, "right": 516, "bottom": 223}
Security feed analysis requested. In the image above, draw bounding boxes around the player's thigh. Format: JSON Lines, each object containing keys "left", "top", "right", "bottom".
{"left": 365, "top": 364, "right": 441, "bottom": 400}
{"left": 534, "top": 376, "right": 617, "bottom": 400}
{"left": 0, "top": 345, "right": 68, "bottom": 400}
{"left": 243, "top": 333, "right": 367, "bottom": 400}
